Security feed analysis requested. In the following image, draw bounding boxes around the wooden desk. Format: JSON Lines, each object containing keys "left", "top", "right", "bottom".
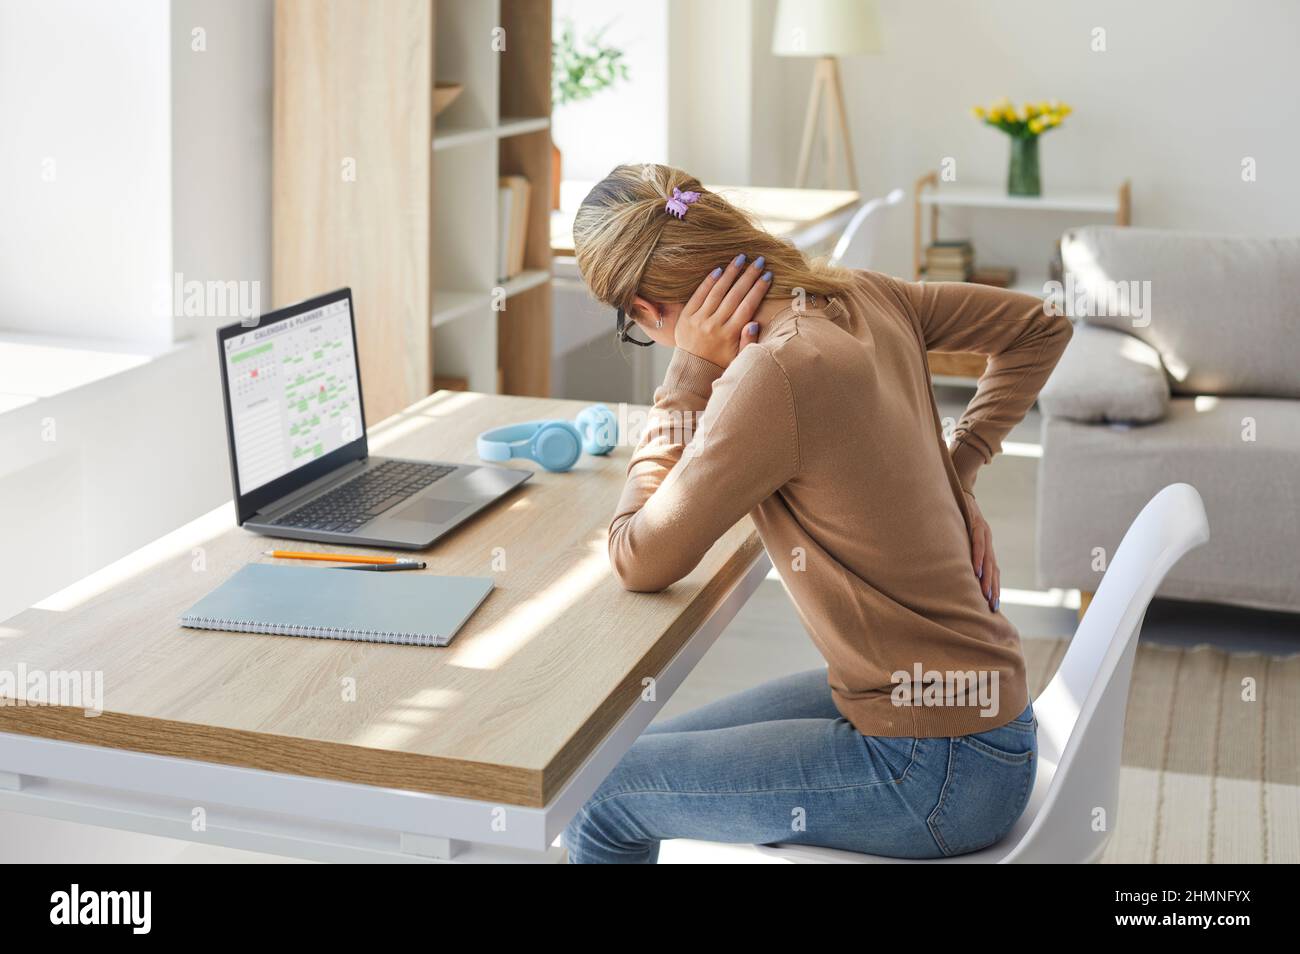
{"left": 0, "top": 392, "right": 766, "bottom": 861}
{"left": 551, "top": 181, "right": 860, "bottom": 257}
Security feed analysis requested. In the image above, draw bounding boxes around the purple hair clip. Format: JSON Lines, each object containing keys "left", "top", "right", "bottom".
{"left": 665, "top": 186, "right": 701, "bottom": 219}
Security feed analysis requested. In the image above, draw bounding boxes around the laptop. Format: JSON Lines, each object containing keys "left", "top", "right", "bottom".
{"left": 216, "top": 288, "right": 530, "bottom": 550}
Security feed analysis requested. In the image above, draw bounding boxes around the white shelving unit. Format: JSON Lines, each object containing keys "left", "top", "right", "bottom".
{"left": 912, "top": 170, "right": 1131, "bottom": 380}
{"left": 432, "top": 269, "right": 550, "bottom": 328}
{"left": 918, "top": 185, "right": 1123, "bottom": 215}
{"left": 273, "top": 0, "right": 554, "bottom": 416}
{"left": 433, "top": 116, "right": 552, "bottom": 152}
{"left": 913, "top": 173, "right": 1130, "bottom": 287}
{"left": 432, "top": 0, "right": 553, "bottom": 395}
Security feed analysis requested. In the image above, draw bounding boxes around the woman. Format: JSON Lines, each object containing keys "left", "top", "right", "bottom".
{"left": 564, "top": 164, "right": 1071, "bottom": 863}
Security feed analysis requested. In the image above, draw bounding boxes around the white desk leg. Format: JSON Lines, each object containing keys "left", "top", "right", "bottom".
{"left": 399, "top": 833, "right": 460, "bottom": 860}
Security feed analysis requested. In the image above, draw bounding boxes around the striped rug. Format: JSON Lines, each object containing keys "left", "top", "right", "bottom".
{"left": 1023, "top": 638, "right": 1300, "bottom": 864}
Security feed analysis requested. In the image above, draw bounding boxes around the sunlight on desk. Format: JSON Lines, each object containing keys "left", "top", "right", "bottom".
{"left": 353, "top": 687, "right": 462, "bottom": 749}
{"left": 376, "top": 390, "right": 487, "bottom": 431}
{"left": 369, "top": 410, "right": 460, "bottom": 448}
{"left": 33, "top": 505, "right": 233, "bottom": 614}
{"left": 450, "top": 541, "right": 609, "bottom": 671}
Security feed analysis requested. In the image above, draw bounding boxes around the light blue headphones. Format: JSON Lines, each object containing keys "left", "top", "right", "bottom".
{"left": 476, "top": 404, "right": 619, "bottom": 472}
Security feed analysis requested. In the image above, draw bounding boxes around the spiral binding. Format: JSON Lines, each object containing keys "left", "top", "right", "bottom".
{"left": 180, "top": 616, "right": 442, "bottom": 646}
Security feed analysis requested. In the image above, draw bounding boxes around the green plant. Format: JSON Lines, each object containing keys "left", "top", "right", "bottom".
{"left": 552, "top": 19, "right": 629, "bottom": 108}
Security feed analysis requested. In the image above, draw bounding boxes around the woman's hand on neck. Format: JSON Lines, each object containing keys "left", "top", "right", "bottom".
{"left": 658, "top": 254, "right": 775, "bottom": 369}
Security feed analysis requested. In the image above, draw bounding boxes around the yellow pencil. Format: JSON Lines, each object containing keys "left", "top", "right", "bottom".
{"left": 263, "top": 549, "right": 424, "bottom": 566}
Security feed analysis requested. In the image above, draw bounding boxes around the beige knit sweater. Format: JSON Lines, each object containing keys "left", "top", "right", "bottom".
{"left": 608, "top": 270, "right": 1072, "bottom": 737}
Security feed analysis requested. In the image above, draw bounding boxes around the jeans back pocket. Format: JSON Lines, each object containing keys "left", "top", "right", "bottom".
{"left": 926, "top": 729, "right": 1038, "bottom": 857}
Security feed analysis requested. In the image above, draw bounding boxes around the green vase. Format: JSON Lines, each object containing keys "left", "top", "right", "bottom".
{"left": 1008, "top": 135, "right": 1041, "bottom": 197}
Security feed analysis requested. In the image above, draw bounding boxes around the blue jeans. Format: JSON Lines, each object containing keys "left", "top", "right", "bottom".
{"left": 563, "top": 667, "right": 1037, "bottom": 863}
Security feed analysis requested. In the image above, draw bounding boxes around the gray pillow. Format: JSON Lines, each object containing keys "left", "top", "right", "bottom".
{"left": 1039, "top": 324, "right": 1170, "bottom": 424}
{"left": 1060, "top": 226, "right": 1300, "bottom": 399}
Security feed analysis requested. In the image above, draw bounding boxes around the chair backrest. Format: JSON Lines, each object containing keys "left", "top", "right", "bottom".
{"left": 1004, "top": 483, "right": 1209, "bottom": 863}
{"left": 828, "top": 188, "right": 904, "bottom": 269}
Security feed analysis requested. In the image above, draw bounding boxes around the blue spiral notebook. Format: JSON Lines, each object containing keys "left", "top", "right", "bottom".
{"left": 180, "top": 564, "right": 493, "bottom": 647}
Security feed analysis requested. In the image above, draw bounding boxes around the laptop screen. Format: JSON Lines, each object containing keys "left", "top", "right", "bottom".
{"left": 221, "top": 296, "right": 365, "bottom": 494}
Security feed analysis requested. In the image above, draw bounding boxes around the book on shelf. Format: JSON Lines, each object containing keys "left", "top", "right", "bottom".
{"left": 497, "top": 174, "right": 532, "bottom": 282}
{"left": 924, "top": 239, "right": 973, "bottom": 281}
{"left": 433, "top": 375, "right": 469, "bottom": 392}
{"left": 969, "top": 266, "right": 1018, "bottom": 288}
{"left": 926, "top": 248, "right": 973, "bottom": 264}
{"left": 497, "top": 185, "right": 513, "bottom": 281}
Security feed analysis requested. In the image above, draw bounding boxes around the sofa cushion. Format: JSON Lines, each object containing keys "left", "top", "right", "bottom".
{"left": 1039, "top": 324, "right": 1170, "bottom": 423}
{"left": 1036, "top": 396, "right": 1300, "bottom": 613}
{"left": 1060, "top": 226, "right": 1300, "bottom": 399}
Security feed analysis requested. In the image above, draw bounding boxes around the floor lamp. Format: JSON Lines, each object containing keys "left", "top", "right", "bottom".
{"left": 773, "top": 0, "right": 883, "bottom": 191}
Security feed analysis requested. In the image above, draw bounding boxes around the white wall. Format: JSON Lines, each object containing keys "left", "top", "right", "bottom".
{"left": 0, "top": 0, "right": 273, "bottom": 619}
{"left": 666, "top": 0, "right": 754, "bottom": 183}
{"left": 171, "top": 0, "right": 274, "bottom": 341}
{"left": 0, "top": 0, "right": 271, "bottom": 344}
{"left": 551, "top": 0, "right": 671, "bottom": 181}
{"left": 755, "top": 0, "right": 1300, "bottom": 276}
{"left": 555, "top": 0, "right": 1300, "bottom": 399}
{"left": 0, "top": 0, "right": 173, "bottom": 344}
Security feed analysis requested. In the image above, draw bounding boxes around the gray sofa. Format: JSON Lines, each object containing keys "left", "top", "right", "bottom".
{"left": 1036, "top": 226, "right": 1300, "bottom": 614}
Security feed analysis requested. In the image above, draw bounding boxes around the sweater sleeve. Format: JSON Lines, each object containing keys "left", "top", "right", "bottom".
{"left": 608, "top": 344, "right": 800, "bottom": 592}
{"left": 887, "top": 277, "right": 1072, "bottom": 492}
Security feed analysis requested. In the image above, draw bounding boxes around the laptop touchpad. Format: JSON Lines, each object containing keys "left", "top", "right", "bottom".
{"left": 392, "top": 497, "right": 472, "bottom": 525}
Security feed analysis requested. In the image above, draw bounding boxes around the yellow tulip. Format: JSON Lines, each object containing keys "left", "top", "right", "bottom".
{"left": 1024, "top": 102, "right": 1039, "bottom": 119}
{"left": 1029, "top": 117, "right": 1045, "bottom": 134}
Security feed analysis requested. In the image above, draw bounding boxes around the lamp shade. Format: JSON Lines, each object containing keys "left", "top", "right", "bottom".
{"left": 772, "top": 0, "right": 883, "bottom": 57}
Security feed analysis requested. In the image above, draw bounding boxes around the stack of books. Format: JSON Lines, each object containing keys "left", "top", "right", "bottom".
{"left": 497, "top": 175, "right": 532, "bottom": 282}
{"left": 969, "top": 266, "right": 1018, "bottom": 288}
{"left": 924, "top": 240, "right": 973, "bottom": 281}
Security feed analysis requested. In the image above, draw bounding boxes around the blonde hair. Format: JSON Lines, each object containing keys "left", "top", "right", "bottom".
{"left": 573, "top": 163, "right": 858, "bottom": 313}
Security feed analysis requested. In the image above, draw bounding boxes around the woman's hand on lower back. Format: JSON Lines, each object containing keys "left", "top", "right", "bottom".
{"left": 964, "top": 490, "right": 1001, "bottom": 612}
{"left": 674, "top": 253, "right": 773, "bottom": 368}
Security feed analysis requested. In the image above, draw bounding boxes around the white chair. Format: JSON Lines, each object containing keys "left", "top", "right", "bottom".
{"left": 827, "top": 187, "right": 905, "bottom": 269}
{"left": 757, "top": 483, "right": 1210, "bottom": 864}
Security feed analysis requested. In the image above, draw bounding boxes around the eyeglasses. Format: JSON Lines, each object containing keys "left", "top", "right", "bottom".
{"left": 615, "top": 307, "right": 655, "bottom": 347}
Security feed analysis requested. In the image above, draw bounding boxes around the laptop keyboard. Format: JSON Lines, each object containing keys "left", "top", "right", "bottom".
{"left": 272, "top": 460, "right": 455, "bottom": 533}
